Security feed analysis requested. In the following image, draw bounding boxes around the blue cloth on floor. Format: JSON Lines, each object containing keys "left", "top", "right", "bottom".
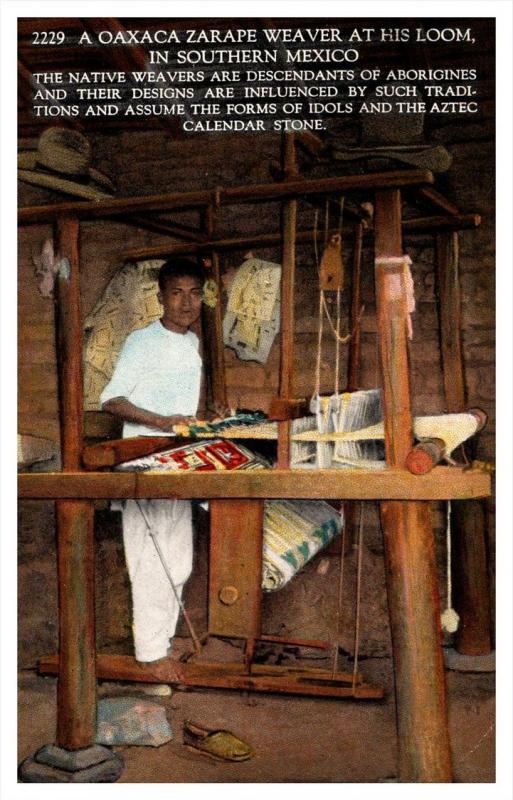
{"left": 96, "top": 697, "right": 173, "bottom": 747}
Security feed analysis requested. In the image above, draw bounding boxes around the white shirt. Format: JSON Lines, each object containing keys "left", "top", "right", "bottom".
{"left": 100, "top": 320, "right": 202, "bottom": 438}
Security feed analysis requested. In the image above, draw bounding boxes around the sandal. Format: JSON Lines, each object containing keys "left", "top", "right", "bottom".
{"left": 183, "top": 720, "right": 254, "bottom": 762}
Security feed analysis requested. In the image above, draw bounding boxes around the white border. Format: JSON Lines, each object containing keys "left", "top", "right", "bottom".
{"left": 2, "top": 2, "right": 511, "bottom": 799}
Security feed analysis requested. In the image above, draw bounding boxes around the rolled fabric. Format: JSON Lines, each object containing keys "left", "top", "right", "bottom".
{"left": 262, "top": 499, "right": 343, "bottom": 592}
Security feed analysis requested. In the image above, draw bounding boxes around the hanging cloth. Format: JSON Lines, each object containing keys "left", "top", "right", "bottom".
{"left": 223, "top": 257, "right": 281, "bottom": 363}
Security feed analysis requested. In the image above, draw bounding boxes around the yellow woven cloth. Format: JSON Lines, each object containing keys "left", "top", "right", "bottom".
{"left": 262, "top": 500, "right": 342, "bottom": 591}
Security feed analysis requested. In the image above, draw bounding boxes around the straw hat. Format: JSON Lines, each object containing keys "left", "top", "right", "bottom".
{"left": 18, "top": 127, "right": 115, "bottom": 200}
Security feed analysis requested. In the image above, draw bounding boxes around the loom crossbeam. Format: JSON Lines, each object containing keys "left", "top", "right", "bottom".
{"left": 37, "top": 655, "right": 384, "bottom": 700}
{"left": 18, "top": 467, "right": 491, "bottom": 501}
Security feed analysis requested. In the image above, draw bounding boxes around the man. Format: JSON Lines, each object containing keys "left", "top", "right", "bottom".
{"left": 101, "top": 258, "right": 204, "bottom": 665}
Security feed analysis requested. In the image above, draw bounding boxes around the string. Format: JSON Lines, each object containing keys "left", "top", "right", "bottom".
{"left": 331, "top": 506, "right": 347, "bottom": 678}
{"left": 334, "top": 197, "right": 344, "bottom": 395}
{"left": 446, "top": 500, "right": 453, "bottom": 610}
{"left": 313, "top": 209, "right": 323, "bottom": 399}
{"left": 352, "top": 502, "right": 364, "bottom": 692}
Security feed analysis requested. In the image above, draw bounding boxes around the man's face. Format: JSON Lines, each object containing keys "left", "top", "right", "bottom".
{"left": 158, "top": 275, "right": 203, "bottom": 333}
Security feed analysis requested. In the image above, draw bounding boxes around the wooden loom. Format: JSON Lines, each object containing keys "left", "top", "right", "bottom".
{"left": 18, "top": 134, "right": 492, "bottom": 782}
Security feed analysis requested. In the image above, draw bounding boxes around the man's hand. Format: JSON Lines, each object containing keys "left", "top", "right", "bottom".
{"left": 204, "top": 403, "right": 233, "bottom": 422}
{"left": 153, "top": 415, "right": 197, "bottom": 432}
{"left": 102, "top": 397, "right": 197, "bottom": 432}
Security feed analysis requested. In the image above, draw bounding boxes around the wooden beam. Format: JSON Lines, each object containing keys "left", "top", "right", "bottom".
{"left": 341, "top": 221, "right": 365, "bottom": 552}
{"left": 56, "top": 500, "right": 96, "bottom": 748}
{"left": 18, "top": 169, "right": 435, "bottom": 225}
{"left": 124, "top": 215, "right": 207, "bottom": 242}
{"left": 201, "top": 206, "right": 227, "bottom": 409}
{"left": 119, "top": 214, "right": 479, "bottom": 263}
{"left": 82, "top": 435, "right": 194, "bottom": 470}
{"left": 374, "top": 189, "right": 452, "bottom": 782}
{"left": 18, "top": 466, "right": 491, "bottom": 501}
{"left": 452, "top": 500, "right": 492, "bottom": 654}
{"left": 435, "top": 232, "right": 466, "bottom": 411}
{"left": 54, "top": 218, "right": 84, "bottom": 470}
{"left": 346, "top": 222, "right": 364, "bottom": 393}
{"left": 277, "top": 132, "right": 298, "bottom": 468}
{"left": 417, "top": 186, "right": 460, "bottom": 216}
{"left": 209, "top": 500, "right": 263, "bottom": 638}
{"left": 53, "top": 218, "right": 96, "bottom": 750}
{"left": 435, "top": 231, "right": 492, "bottom": 656}
{"left": 38, "top": 654, "right": 384, "bottom": 699}
{"left": 374, "top": 193, "right": 413, "bottom": 465}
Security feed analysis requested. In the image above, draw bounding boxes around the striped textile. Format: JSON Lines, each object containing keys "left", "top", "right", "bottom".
{"left": 262, "top": 499, "right": 343, "bottom": 592}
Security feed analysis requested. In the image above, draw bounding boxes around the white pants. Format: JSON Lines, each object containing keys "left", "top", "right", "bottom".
{"left": 121, "top": 499, "right": 193, "bottom": 663}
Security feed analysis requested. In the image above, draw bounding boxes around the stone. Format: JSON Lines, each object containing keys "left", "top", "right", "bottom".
{"left": 443, "top": 647, "right": 495, "bottom": 673}
{"left": 19, "top": 744, "right": 123, "bottom": 783}
{"left": 35, "top": 742, "right": 115, "bottom": 771}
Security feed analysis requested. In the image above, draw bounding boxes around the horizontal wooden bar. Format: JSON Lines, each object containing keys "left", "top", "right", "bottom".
{"left": 121, "top": 213, "right": 480, "bottom": 261}
{"left": 82, "top": 436, "right": 197, "bottom": 470}
{"left": 259, "top": 634, "right": 333, "bottom": 650}
{"left": 268, "top": 398, "right": 308, "bottom": 421}
{"left": 18, "top": 169, "right": 434, "bottom": 225}
{"left": 38, "top": 654, "right": 383, "bottom": 699}
{"left": 18, "top": 466, "right": 491, "bottom": 500}
{"left": 401, "top": 213, "right": 481, "bottom": 233}
{"left": 417, "top": 186, "right": 461, "bottom": 216}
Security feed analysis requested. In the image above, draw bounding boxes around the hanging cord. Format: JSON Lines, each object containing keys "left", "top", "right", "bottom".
{"left": 135, "top": 500, "right": 203, "bottom": 654}
{"left": 313, "top": 207, "right": 364, "bottom": 360}
{"left": 313, "top": 209, "right": 324, "bottom": 399}
{"left": 323, "top": 197, "right": 330, "bottom": 247}
{"left": 352, "top": 502, "right": 365, "bottom": 693}
{"left": 333, "top": 197, "right": 344, "bottom": 395}
{"left": 441, "top": 500, "right": 460, "bottom": 633}
{"left": 331, "top": 505, "right": 347, "bottom": 678}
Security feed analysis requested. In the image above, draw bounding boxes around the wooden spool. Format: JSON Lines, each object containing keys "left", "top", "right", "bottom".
{"left": 405, "top": 408, "right": 487, "bottom": 475}
{"left": 320, "top": 233, "right": 344, "bottom": 290}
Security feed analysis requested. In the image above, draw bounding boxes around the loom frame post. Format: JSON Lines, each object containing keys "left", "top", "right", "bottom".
{"left": 374, "top": 189, "right": 453, "bottom": 782}
{"left": 435, "top": 231, "right": 492, "bottom": 655}
{"left": 53, "top": 217, "right": 97, "bottom": 750}
{"left": 276, "top": 131, "right": 298, "bottom": 468}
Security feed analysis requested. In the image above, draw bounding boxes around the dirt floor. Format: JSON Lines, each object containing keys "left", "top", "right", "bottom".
{"left": 17, "top": 639, "right": 495, "bottom": 784}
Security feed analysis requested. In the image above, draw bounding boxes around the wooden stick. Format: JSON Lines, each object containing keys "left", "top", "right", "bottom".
{"left": 119, "top": 214, "right": 480, "bottom": 274}
{"left": 374, "top": 189, "right": 452, "bottom": 782}
{"left": 452, "top": 500, "right": 492, "bottom": 654}
{"left": 38, "top": 654, "right": 384, "bottom": 699}
{"left": 53, "top": 218, "right": 96, "bottom": 749}
{"left": 201, "top": 206, "right": 228, "bottom": 410}
{"left": 124, "top": 215, "right": 207, "bottom": 242}
{"left": 417, "top": 186, "right": 461, "bottom": 217}
{"left": 277, "top": 132, "right": 298, "bottom": 468}
{"left": 435, "top": 232, "right": 466, "bottom": 412}
{"left": 406, "top": 438, "right": 447, "bottom": 475}
{"left": 56, "top": 500, "right": 96, "bottom": 748}
{"left": 55, "top": 218, "right": 84, "bottom": 470}
{"left": 18, "top": 169, "right": 435, "bottom": 225}
{"left": 346, "top": 222, "right": 364, "bottom": 393}
{"left": 435, "top": 231, "right": 492, "bottom": 655}
{"left": 82, "top": 436, "right": 193, "bottom": 470}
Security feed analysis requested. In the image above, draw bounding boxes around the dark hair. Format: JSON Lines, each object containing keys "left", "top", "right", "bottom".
{"left": 157, "top": 258, "right": 205, "bottom": 291}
